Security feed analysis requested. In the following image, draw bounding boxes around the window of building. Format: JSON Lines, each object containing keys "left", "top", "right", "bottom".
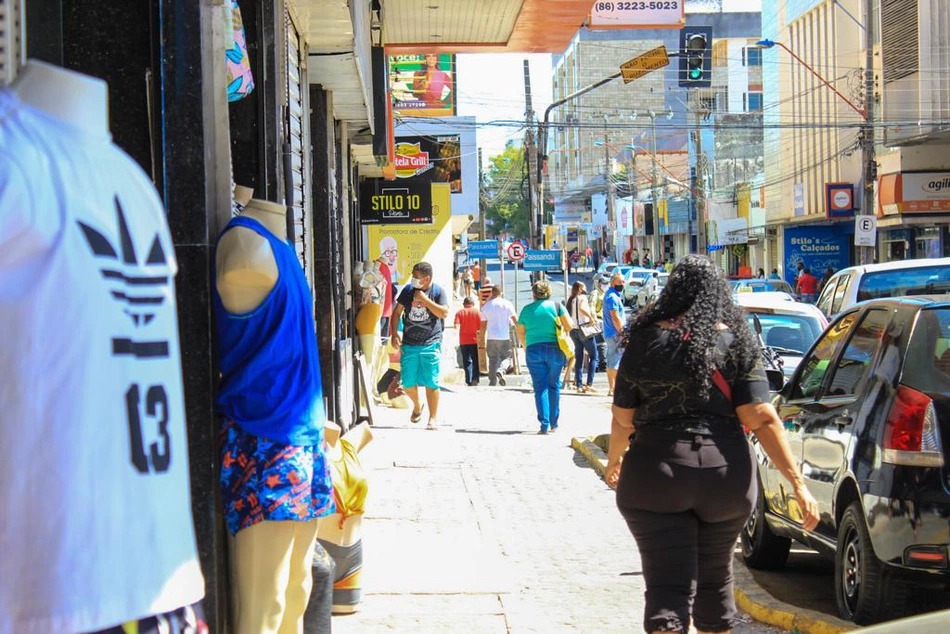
{"left": 743, "top": 92, "right": 763, "bottom": 112}
{"left": 743, "top": 47, "right": 762, "bottom": 67}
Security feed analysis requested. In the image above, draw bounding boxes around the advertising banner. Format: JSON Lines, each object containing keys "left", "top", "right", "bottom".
{"left": 359, "top": 179, "right": 433, "bottom": 225}
{"left": 367, "top": 184, "right": 453, "bottom": 294}
{"left": 783, "top": 225, "right": 851, "bottom": 288}
{"left": 589, "top": 1, "right": 685, "bottom": 29}
{"left": 825, "top": 182, "right": 855, "bottom": 219}
{"left": 388, "top": 53, "right": 456, "bottom": 117}
{"left": 394, "top": 136, "right": 462, "bottom": 192}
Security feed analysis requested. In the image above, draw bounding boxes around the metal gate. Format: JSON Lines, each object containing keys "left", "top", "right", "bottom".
{"left": 285, "top": 8, "right": 312, "bottom": 287}
{"left": 0, "top": 0, "right": 23, "bottom": 84}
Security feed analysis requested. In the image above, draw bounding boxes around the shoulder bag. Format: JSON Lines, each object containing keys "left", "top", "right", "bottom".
{"left": 574, "top": 295, "right": 602, "bottom": 341}
{"left": 553, "top": 302, "right": 575, "bottom": 359}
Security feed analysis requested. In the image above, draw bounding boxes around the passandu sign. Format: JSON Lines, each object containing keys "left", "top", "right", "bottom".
{"left": 359, "top": 179, "right": 433, "bottom": 225}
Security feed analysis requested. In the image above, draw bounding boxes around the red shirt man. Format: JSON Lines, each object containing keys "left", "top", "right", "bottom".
{"left": 454, "top": 297, "right": 482, "bottom": 385}
{"left": 797, "top": 269, "right": 819, "bottom": 300}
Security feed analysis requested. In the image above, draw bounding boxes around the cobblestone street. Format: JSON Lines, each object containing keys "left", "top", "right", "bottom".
{"left": 332, "top": 366, "right": 785, "bottom": 633}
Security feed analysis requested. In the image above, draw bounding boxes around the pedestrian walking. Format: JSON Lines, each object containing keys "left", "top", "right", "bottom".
{"left": 796, "top": 267, "right": 819, "bottom": 303}
{"left": 478, "top": 276, "right": 493, "bottom": 306}
{"left": 480, "top": 286, "right": 517, "bottom": 385}
{"left": 818, "top": 267, "right": 835, "bottom": 294}
{"left": 472, "top": 262, "right": 481, "bottom": 291}
{"left": 390, "top": 262, "right": 450, "bottom": 430}
{"left": 603, "top": 272, "right": 626, "bottom": 396}
{"left": 516, "top": 281, "right": 574, "bottom": 435}
{"left": 567, "top": 282, "right": 598, "bottom": 393}
{"left": 768, "top": 268, "right": 781, "bottom": 280}
{"left": 462, "top": 266, "right": 474, "bottom": 298}
{"left": 454, "top": 296, "right": 481, "bottom": 386}
{"left": 605, "top": 254, "right": 820, "bottom": 634}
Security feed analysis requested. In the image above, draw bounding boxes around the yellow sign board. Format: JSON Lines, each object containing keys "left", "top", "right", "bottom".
{"left": 620, "top": 46, "right": 669, "bottom": 84}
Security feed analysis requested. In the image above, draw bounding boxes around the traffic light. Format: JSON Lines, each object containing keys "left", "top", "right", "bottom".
{"left": 679, "top": 26, "right": 712, "bottom": 88}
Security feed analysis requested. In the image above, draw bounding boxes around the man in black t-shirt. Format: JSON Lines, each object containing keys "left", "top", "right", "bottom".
{"left": 390, "top": 261, "right": 449, "bottom": 429}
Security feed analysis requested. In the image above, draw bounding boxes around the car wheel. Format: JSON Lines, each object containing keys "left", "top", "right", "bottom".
{"left": 835, "top": 502, "right": 908, "bottom": 625}
{"left": 741, "top": 482, "right": 791, "bottom": 570}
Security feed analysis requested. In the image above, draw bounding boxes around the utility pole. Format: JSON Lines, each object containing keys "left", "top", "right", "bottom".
{"left": 692, "top": 116, "right": 708, "bottom": 255}
{"left": 523, "top": 60, "right": 540, "bottom": 252}
{"left": 859, "top": 0, "right": 876, "bottom": 265}
{"left": 603, "top": 129, "right": 616, "bottom": 261}
{"left": 478, "top": 147, "right": 486, "bottom": 275}
{"left": 650, "top": 111, "right": 661, "bottom": 262}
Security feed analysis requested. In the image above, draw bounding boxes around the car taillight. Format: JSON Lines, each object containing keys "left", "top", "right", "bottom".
{"left": 882, "top": 385, "right": 945, "bottom": 467}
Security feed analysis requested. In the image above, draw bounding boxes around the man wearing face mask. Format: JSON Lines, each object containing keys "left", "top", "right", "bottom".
{"left": 390, "top": 262, "right": 450, "bottom": 429}
{"left": 602, "top": 272, "right": 627, "bottom": 396}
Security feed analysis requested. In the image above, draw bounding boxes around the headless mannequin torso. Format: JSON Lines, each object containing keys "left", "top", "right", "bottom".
{"left": 216, "top": 199, "right": 286, "bottom": 314}
{"left": 12, "top": 60, "right": 109, "bottom": 135}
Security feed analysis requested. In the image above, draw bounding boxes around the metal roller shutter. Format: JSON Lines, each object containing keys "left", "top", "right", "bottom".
{"left": 0, "top": 0, "right": 23, "bottom": 85}
{"left": 285, "top": 9, "right": 312, "bottom": 287}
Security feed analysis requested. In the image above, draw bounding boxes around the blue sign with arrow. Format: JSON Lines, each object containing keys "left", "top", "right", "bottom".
{"left": 467, "top": 240, "right": 499, "bottom": 259}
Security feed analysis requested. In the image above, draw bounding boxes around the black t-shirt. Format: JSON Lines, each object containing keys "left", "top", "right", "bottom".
{"left": 613, "top": 325, "right": 769, "bottom": 435}
{"left": 397, "top": 283, "right": 447, "bottom": 347}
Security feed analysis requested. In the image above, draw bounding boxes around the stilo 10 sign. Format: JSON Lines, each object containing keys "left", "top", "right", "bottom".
{"left": 359, "top": 179, "right": 433, "bottom": 225}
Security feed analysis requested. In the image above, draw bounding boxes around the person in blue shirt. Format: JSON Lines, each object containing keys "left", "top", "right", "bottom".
{"left": 768, "top": 268, "right": 781, "bottom": 280}
{"left": 602, "top": 272, "right": 627, "bottom": 396}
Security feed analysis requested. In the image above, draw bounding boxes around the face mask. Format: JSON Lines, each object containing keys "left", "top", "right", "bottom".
{"left": 613, "top": 284, "right": 624, "bottom": 292}
{"left": 410, "top": 277, "right": 424, "bottom": 289}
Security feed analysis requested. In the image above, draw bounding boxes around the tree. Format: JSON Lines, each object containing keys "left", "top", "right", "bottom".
{"left": 482, "top": 144, "right": 530, "bottom": 239}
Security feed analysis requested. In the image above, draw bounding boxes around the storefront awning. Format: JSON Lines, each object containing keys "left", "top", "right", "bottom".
{"left": 452, "top": 214, "right": 475, "bottom": 237}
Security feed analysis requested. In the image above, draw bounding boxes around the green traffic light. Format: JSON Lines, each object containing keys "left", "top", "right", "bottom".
{"left": 689, "top": 67, "right": 703, "bottom": 80}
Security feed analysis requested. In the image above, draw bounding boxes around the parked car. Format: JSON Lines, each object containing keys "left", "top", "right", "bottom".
{"left": 735, "top": 294, "right": 828, "bottom": 378}
{"left": 730, "top": 278, "right": 797, "bottom": 295}
{"left": 636, "top": 272, "right": 669, "bottom": 309}
{"left": 815, "top": 258, "right": 950, "bottom": 320}
{"left": 742, "top": 296, "right": 950, "bottom": 625}
{"left": 622, "top": 267, "right": 652, "bottom": 304}
{"left": 594, "top": 261, "right": 619, "bottom": 284}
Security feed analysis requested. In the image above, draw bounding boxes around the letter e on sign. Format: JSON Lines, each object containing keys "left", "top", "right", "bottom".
{"left": 507, "top": 242, "right": 525, "bottom": 262}
{"left": 854, "top": 215, "right": 877, "bottom": 247}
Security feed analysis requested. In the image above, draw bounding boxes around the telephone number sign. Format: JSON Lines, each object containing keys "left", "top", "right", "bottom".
{"left": 590, "top": 1, "right": 685, "bottom": 29}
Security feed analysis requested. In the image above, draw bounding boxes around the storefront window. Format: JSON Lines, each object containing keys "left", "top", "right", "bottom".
{"left": 916, "top": 227, "right": 942, "bottom": 259}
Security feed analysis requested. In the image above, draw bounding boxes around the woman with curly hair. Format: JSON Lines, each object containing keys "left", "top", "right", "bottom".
{"left": 605, "top": 255, "right": 819, "bottom": 634}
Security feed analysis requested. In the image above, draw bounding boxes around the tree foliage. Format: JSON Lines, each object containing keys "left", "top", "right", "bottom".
{"left": 481, "top": 144, "right": 529, "bottom": 239}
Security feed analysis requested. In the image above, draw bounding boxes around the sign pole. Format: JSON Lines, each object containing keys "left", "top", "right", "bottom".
{"left": 498, "top": 240, "right": 505, "bottom": 298}
{"left": 563, "top": 248, "right": 570, "bottom": 303}
{"left": 514, "top": 260, "right": 519, "bottom": 313}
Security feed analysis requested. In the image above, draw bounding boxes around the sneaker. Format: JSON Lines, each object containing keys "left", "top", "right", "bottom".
{"left": 537, "top": 428, "right": 549, "bottom": 435}
{"left": 410, "top": 403, "right": 425, "bottom": 424}
{"left": 550, "top": 424, "right": 559, "bottom": 432}
{"left": 496, "top": 371, "right": 506, "bottom": 386}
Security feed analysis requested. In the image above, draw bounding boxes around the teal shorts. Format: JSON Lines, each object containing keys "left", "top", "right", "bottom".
{"left": 400, "top": 342, "right": 442, "bottom": 390}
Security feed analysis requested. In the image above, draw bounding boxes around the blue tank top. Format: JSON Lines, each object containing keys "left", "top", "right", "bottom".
{"left": 213, "top": 216, "right": 325, "bottom": 446}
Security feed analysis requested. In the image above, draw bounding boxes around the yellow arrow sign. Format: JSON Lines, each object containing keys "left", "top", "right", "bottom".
{"left": 620, "top": 45, "right": 670, "bottom": 84}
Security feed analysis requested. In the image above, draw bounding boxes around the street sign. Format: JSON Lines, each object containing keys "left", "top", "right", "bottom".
{"left": 506, "top": 241, "right": 526, "bottom": 262}
{"left": 854, "top": 215, "right": 877, "bottom": 247}
{"left": 620, "top": 46, "right": 669, "bottom": 84}
{"left": 522, "top": 249, "right": 562, "bottom": 271}
{"left": 468, "top": 239, "right": 498, "bottom": 259}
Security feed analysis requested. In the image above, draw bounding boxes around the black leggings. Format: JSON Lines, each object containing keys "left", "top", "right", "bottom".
{"left": 616, "top": 429, "right": 757, "bottom": 633}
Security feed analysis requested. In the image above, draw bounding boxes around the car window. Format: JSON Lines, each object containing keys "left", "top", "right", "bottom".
{"left": 824, "top": 309, "right": 890, "bottom": 397}
{"left": 790, "top": 312, "right": 858, "bottom": 400}
{"left": 831, "top": 272, "right": 851, "bottom": 314}
{"left": 766, "top": 281, "right": 794, "bottom": 294}
{"left": 817, "top": 277, "right": 838, "bottom": 315}
{"left": 856, "top": 265, "right": 950, "bottom": 302}
{"left": 745, "top": 312, "right": 823, "bottom": 354}
{"left": 902, "top": 308, "right": 950, "bottom": 394}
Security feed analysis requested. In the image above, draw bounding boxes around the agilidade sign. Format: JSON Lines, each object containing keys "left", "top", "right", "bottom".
{"left": 359, "top": 180, "right": 433, "bottom": 225}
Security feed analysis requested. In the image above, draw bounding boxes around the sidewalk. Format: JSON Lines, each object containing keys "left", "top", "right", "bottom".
{"left": 331, "top": 370, "right": 785, "bottom": 632}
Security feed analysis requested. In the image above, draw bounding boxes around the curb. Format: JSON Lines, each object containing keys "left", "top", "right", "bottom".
{"left": 570, "top": 435, "right": 855, "bottom": 634}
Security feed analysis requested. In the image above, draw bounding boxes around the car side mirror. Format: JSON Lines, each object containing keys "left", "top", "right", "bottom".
{"left": 765, "top": 369, "right": 786, "bottom": 392}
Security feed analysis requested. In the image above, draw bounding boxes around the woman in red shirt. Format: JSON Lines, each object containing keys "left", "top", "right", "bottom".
{"left": 454, "top": 297, "right": 482, "bottom": 386}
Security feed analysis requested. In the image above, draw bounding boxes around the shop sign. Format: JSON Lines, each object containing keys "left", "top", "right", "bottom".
{"left": 717, "top": 217, "right": 748, "bottom": 245}
{"left": 825, "top": 182, "right": 855, "bottom": 219}
{"left": 783, "top": 225, "right": 851, "bottom": 289}
{"left": 393, "top": 136, "right": 463, "bottom": 192}
{"left": 854, "top": 215, "right": 877, "bottom": 247}
{"left": 793, "top": 182, "right": 805, "bottom": 216}
{"left": 388, "top": 53, "right": 457, "bottom": 118}
{"left": 359, "top": 180, "right": 433, "bottom": 225}
{"left": 880, "top": 172, "right": 950, "bottom": 213}
{"left": 589, "top": 1, "right": 685, "bottom": 30}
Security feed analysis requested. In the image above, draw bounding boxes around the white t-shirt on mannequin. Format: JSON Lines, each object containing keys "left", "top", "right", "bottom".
{"left": 0, "top": 67, "right": 203, "bottom": 633}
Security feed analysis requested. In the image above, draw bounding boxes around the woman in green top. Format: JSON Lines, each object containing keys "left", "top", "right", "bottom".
{"left": 516, "top": 281, "right": 575, "bottom": 434}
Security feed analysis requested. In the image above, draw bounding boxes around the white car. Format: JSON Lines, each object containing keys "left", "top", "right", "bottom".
{"left": 622, "top": 267, "right": 654, "bottom": 304}
{"left": 735, "top": 294, "right": 829, "bottom": 378}
{"left": 636, "top": 272, "right": 669, "bottom": 309}
{"left": 815, "top": 258, "right": 950, "bottom": 319}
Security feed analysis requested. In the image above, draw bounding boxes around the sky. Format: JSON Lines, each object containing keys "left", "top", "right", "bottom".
{"left": 454, "top": 0, "right": 763, "bottom": 166}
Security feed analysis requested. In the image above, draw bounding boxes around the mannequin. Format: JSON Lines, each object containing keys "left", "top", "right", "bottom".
{"left": 2, "top": 62, "right": 206, "bottom": 633}
{"left": 355, "top": 260, "right": 383, "bottom": 393}
{"left": 316, "top": 422, "right": 374, "bottom": 614}
{"left": 214, "top": 198, "right": 334, "bottom": 634}
{"left": 12, "top": 60, "right": 109, "bottom": 134}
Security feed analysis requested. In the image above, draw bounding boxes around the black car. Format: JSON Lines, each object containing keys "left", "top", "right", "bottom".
{"left": 742, "top": 296, "right": 950, "bottom": 625}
